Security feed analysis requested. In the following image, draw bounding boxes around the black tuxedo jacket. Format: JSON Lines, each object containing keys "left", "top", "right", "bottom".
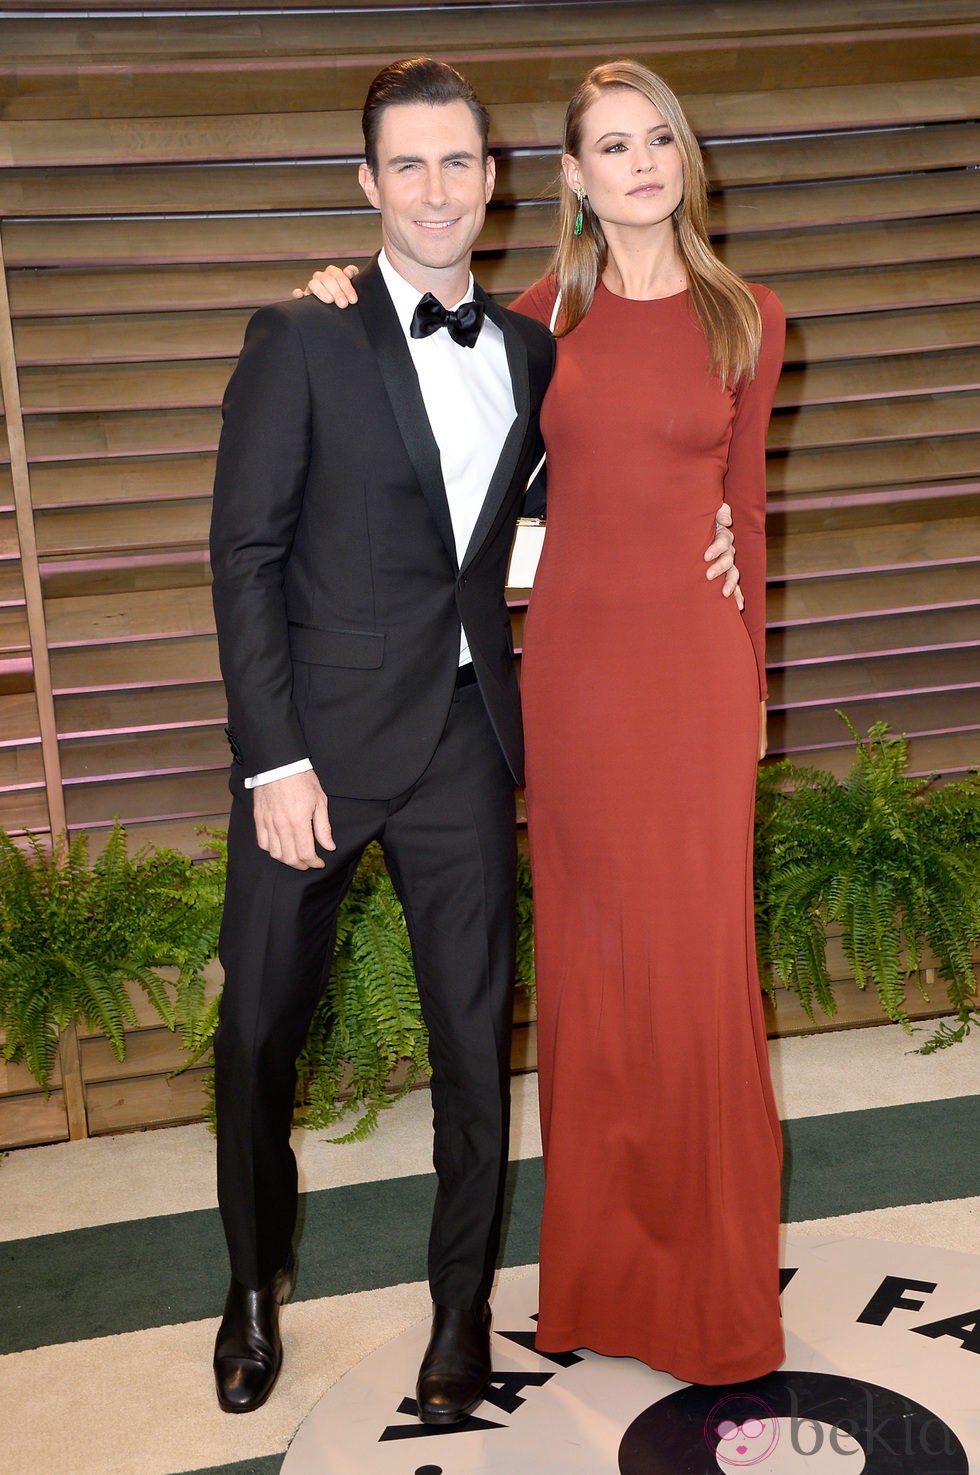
{"left": 210, "top": 260, "right": 555, "bottom": 799}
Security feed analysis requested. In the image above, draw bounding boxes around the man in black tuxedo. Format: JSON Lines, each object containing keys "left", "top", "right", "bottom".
{"left": 209, "top": 56, "right": 739, "bottom": 1422}
{"left": 210, "top": 57, "right": 555, "bottom": 1423}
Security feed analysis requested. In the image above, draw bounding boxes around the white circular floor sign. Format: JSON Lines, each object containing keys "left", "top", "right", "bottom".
{"left": 283, "top": 1235, "right": 978, "bottom": 1473}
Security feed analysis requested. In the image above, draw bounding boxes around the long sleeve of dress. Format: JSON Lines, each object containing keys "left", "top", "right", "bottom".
{"left": 726, "top": 285, "right": 786, "bottom": 700}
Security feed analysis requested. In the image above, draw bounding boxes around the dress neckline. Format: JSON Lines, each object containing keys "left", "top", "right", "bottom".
{"left": 597, "top": 280, "right": 689, "bottom": 305}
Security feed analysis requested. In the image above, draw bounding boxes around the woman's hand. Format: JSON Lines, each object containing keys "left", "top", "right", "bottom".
{"left": 758, "top": 701, "right": 768, "bottom": 761}
{"left": 705, "top": 502, "right": 744, "bottom": 611}
{"left": 291, "top": 264, "right": 360, "bottom": 305}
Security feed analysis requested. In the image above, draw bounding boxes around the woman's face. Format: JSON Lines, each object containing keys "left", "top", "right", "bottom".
{"left": 563, "top": 87, "right": 684, "bottom": 236}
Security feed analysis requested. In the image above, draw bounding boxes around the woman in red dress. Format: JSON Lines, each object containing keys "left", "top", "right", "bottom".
{"left": 512, "top": 61, "right": 785, "bottom": 1385}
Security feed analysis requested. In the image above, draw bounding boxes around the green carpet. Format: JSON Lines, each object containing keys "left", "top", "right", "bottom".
{"left": 186, "top": 1462, "right": 284, "bottom": 1475}
{"left": 3, "top": 1096, "right": 978, "bottom": 1359}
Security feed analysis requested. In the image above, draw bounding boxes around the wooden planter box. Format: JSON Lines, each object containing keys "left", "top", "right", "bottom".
{"left": 0, "top": 1054, "right": 71, "bottom": 1149}
{"left": 0, "top": 963, "right": 220, "bottom": 1149}
{"left": 762, "top": 934, "right": 978, "bottom": 1037}
{"left": 1, "top": 949, "right": 974, "bottom": 1150}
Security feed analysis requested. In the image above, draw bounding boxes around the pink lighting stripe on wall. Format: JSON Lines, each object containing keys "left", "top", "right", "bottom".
{"left": 774, "top": 640, "right": 980, "bottom": 668}
{"left": 767, "top": 680, "right": 980, "bottom": 711}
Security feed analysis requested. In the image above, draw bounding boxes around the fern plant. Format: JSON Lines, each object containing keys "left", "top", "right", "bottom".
{"left": 0, "top": 822, "right": 224, "bottom": 1090}
{"left": 755, "top": 716, "right": 980, "bottom": 1050}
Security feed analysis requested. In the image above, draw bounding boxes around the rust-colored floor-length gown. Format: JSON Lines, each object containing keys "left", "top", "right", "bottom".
{"left": 512, "top": 276, "right": 787, "bottom": 1385}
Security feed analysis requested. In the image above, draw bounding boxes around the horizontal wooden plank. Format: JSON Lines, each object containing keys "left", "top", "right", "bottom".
{"left": 1, "top": 512, "right": 24, "bottom": 559}
{"left": 80, "top": 1024, "right": 189, "bottom": 1081}
{"left": 34, "top": 501, "right": 212, "bottom": 556}
{"left": 8, "top": 251, "right": 977, "bottom": 327}
{"left": 0, "top": 1051, "right": 62, "bottom": 1094}
{"left": 0, "top": 606, "right": 31, "bottom": 654}
{"left": 22, "top": 407, "right": 220, "bottom": 463}
{"left": 5, "top": 159, "right": 977, "bottom": 251}
{"left": 82, "top": 347, "right": 980, "bottom": 436}
{"left": 0, "top": 743, "right": 45, "bottom": 788}
{"left": 2, "top": 26, "right": 976, "bottom": 125}
{"left": 702, "top": 118, "right": 980, "bottom": 187}
{"left": 40, "top": 550, "right": 210, "bottom": 600}
{"left": 721, "top": 214, "right": 980, "bottom": 279}
{"left": 768, "top": 259, "right": 980, "bottom": 318}
{"left": 26, "top": 340, "right": 975, "bottom": 420}
{"left": 49, "top": 634, "right": 219, "bottom": 693}
{"left": 60, "top": 723, "right": 229, "bottom": 783}
{"left": 769, "top": 514, "right": 980, "bottom": 578}
{"left": 73, "top": 812, "right": 230, "bottom": 859}
{"left": 63, "top": 767, "right": 232, "bottom": 827}
{"left": 767, "top": 432, "right": 980, "bottom": 496}
{"left": 717, "top": 169, "right": 980, "bottom": 236}
{"left": 20, "top": 360, "right": 234, "bottom": 414}
{"left": 768, "top": 688, "right": 980, "bottom": 754}
{"left": 73, "top": 962, "right": 222, "bottom": 1038}
{"left": 18, "top": 299, "right": 978, "bottom": 375}
{"left": 28, "top": 455, "right": 217, "bottom": 509}
{"left": 4, "top": 121, "right": 977, "bottom": 222}
{"left": 768, "top": 726, "right": 980, "bottom": 780}
{"left": 4, "top": 0, "right": 976, "bottom": 35}
{"left": 7, "top": 204, "right": 977, "bottom": 275}
{"left": 3, "top": 73, "right": 979, "bottom": 169}
{"left": 0, "top": 1090, "right": 70, "bottom": 1149}
{"left": 18, "top": 394, "right": 978, "bottom": 472}
{"left": 770, "top": 394, "right": 976, "bottom": 453}
{"left": 0, "top": 787, "right": 51, "bottom": 832}
{"left": 763, "top": 971, "right": 977, "bottom": 1037}
{"left": 12, "top": 309, "right": 252, "bottom": 368}
{"left": 785, "top": 304, "right": 980, "bottom": 366}
{"left": 770, "top": 642, "right": 978, "bottom": 705}
{"left": 84, "top": 1064, "right": 210, "bottom": 1135}
{"left": 1, "top": 152, "right": 563, "bottom": 220}
{"left": 55, "top": 681, "right": 226, "bottom": 739}
{"left": 42, "top": 584, "right": 214, "bottom": 645}
{"left": 766, "top": 562, "right": 980, "bottom": 625}
{"left": 0, "top": 691, "right": 42, "bottom": 744}
{"left": 776, "top": 348, "right": 980, "bottom": 408}
{"left": 767, "top": 602, "right": 980, "bottom": 666}
{"left": 0, "top": 664, "right": 35, "bottom": 704}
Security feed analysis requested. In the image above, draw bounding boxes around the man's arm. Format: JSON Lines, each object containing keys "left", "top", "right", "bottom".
{"left": 211, "top": 304, "right": 337, "bottom": 867}
{"left": 211, "top": 303, "right": 314, "bottom": 774}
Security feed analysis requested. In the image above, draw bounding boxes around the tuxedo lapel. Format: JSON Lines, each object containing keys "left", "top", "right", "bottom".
{"left": 356, "top": 261, "right": 458, "bottom": 565}
{"left": 460, "top": 284, "right": 531, "bottom": 572}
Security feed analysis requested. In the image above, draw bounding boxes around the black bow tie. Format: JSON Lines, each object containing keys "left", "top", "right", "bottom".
{"left": 410, "top": 292, "right": 485, "bottom": 349}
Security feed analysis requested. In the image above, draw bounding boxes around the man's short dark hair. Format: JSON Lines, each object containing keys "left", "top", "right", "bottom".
{"left": 362, "top": 56, "right": 491, "bottom": 173}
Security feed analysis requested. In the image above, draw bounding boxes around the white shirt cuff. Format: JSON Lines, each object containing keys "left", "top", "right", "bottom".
{"left": 245, "top": 758, "right": 313, "bottom": 789}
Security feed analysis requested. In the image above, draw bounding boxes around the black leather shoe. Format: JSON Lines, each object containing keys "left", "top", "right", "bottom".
{"left": 416, "top": 1301, "right": 492, "bottom": 1425}
{"left": 213, "top": 1252, "right": 296, "bottom": 1413}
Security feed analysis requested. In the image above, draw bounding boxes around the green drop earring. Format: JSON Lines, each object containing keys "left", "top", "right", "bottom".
{"left": 573, "top": 186, "right": 585, "bottom": 236}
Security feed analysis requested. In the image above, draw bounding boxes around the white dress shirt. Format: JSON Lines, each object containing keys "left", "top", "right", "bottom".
{"left": 247, "top": 251, "right": 516, "bottom": 788}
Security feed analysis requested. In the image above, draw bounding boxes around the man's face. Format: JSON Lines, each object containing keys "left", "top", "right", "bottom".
{"left": 358, "top": 100, "right": 495, "bottom": 295}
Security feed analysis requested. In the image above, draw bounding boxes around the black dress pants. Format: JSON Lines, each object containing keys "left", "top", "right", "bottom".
{"left": 213, "top": 681, "right": 518, "bottom": 1309}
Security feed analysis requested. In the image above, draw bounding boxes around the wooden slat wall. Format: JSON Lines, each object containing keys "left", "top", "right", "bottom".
{"left": 0, "top": 0, "right": 978, "bottom": 862}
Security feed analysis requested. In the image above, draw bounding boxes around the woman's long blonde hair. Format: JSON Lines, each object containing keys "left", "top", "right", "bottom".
{"left": 554, "top": 60, "right": 762, "bottom": 384}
